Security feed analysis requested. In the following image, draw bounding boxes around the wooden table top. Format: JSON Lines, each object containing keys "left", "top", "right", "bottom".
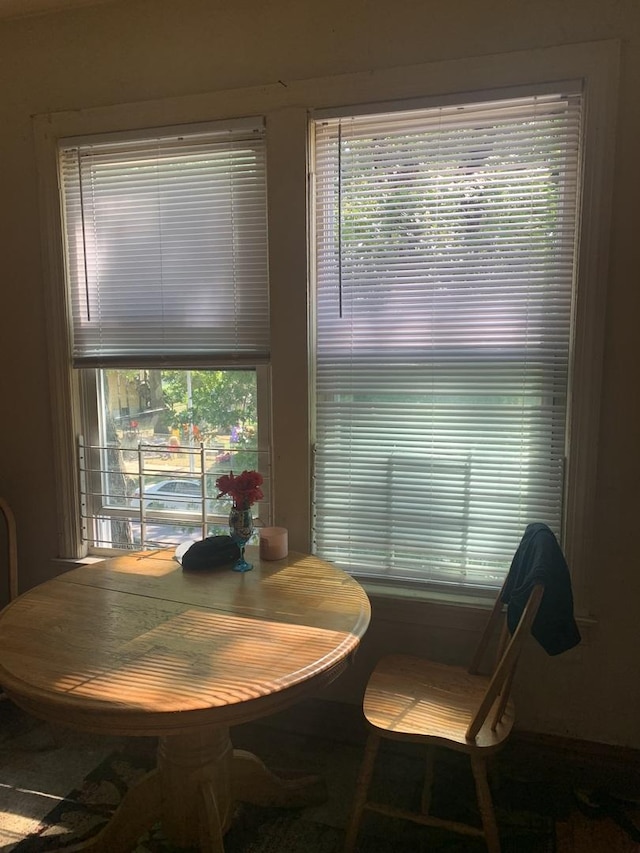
{"left": 0, "top": 548, "right": 370, "bottom": 736}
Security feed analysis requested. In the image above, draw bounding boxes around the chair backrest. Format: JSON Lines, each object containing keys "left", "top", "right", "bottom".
{"left": 466, "top": 582, "right": 544, "bottom": 739}
{"left": 468, "top": 573, "right": 511, "bottom": 678}
{"left": 0, "top": 497, "right": 18, "bottom": 607}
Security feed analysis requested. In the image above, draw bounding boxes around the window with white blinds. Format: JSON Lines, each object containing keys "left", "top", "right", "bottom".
{"left": 312, "top": 92, "right": 582, "bottom": 591}
{"left": 59, "top": 120, "right": 269, "bottom": 368}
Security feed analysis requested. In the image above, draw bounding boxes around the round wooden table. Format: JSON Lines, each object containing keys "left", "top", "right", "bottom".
{"left": 0, "top": 547, "right": 371, "bottom": 851}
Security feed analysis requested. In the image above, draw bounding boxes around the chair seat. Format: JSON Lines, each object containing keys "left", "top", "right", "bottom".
{"left": 363, "top": 654, "right": 514, "bottom": 752}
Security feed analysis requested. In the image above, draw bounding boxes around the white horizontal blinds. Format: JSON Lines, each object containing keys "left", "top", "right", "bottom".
{"left": 313, "top": 93, "right": 582, "bottom": 590}
{"left": 59, "top": 124, "right": 269, "bottom": 367}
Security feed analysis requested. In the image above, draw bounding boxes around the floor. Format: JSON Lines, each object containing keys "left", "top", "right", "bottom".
{"left": 557, "top": 813, "right": 640, "bottom": 853}
{"left": 507, "top": 737, "right": 640, "bottom": 853}
{"left": 1, "top": 697, "right": 639, "bottom": 852}
{"left": 0, "top": 698, "right": 128, "bottom": 849}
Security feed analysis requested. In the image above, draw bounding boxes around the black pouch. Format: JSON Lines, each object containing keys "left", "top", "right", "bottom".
{"left": 181, "top": 535, "right": 240, "bottom": 570}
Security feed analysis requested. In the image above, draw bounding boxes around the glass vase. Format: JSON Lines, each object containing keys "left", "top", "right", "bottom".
{"left": 229, "top": 506, "right": 253, "bottom": 572}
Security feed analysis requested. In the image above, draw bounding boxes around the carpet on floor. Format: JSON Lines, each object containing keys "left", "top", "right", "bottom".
{"left": 11, "top": 736, "right": 556, "bottom": 852}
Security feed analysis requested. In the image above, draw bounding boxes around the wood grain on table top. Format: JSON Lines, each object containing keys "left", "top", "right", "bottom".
{"left": 0, "top": 549, "right": 370, "bottom": 734}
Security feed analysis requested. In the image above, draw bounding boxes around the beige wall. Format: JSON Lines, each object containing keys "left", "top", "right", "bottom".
{"left": 0, "top": 0, "right": 638, "bottom": 747}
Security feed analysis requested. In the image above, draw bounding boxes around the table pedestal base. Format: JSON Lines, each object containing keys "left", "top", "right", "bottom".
{"left": 61, "top": 726, "right": 326, "bottom": 852}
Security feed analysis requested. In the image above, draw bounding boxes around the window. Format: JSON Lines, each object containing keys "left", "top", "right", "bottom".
{"left": 312, "top": 92, "right": 583, "bottom": 592}
{"left": 38, "top": 42, "right": 616, "bottom": 598}
{"left": 58, "top": 121, "right": 271, "bottom": 551}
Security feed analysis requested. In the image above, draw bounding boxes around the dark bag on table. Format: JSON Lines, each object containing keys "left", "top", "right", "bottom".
{"left": 181, "top": 535, "right": 240, "bottom": 570}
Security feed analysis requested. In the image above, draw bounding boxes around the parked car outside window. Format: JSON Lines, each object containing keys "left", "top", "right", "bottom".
{"left": 132, "top": 479, "right": 202, "bottom": 512}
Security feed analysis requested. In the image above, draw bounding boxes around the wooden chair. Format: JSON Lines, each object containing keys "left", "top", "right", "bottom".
{"left": 0, "top": 497, "right": 18, "bottom": 702}
{"left": 343, "top": 577, "right": 544, "bottom": 853}
{"left": 0, "top": 496, "right": 18, "bottom": 606}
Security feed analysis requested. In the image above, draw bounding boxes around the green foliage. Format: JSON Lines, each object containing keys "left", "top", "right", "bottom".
{"left": 162, "top": 370, "right": 257, "bottom": 443}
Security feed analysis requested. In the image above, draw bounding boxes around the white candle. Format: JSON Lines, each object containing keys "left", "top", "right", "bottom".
{"left": 259, "top": 527, "right": 288, "bottom": 561}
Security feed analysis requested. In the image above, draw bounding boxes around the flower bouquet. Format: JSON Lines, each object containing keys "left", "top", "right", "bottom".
{"left": 215, "top": 470, "right": 264, "bottom": 510}
{"left": 215, "top": 470, "right": 264, "bottom": 572}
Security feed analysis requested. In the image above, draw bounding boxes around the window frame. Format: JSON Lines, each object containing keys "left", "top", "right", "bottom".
{"left": 57, "top": 117, "right": 271, "bottom": 554}
{"left": 34, "top": 40, "right": 619, "bottom": 617}
{"left": 309, "top": 89, "right": 582, "bottom": 593}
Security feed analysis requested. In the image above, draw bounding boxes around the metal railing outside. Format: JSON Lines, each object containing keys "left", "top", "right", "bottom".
{"left": 78, "top": 437, "right": 271, "bottom": 552}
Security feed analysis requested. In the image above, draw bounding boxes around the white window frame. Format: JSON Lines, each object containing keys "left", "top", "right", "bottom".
{"left": 52, "top": 117, "right": 274, "bottom": 555}
{"left": 34, "top": 40, "right": 618, "bottom": 617}
{"left": 309, "top": 88, "right": 583, "bottom": 594}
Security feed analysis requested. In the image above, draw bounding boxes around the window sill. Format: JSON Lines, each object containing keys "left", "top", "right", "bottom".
{"left": 52, "top": 556, "right": 108, "bottom": 572}
{"left": 361, "top": 581, "right": 495, "bottom": 633}
{"left": 361, "top": 578, "right": 494, "bottom": 608}
{"left": 360, "top": 578, "right": 597, "bottom": 635}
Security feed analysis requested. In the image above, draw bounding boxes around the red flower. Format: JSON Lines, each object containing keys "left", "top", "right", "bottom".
{"left": 216, "top": 470, "right": 264, "bottom": 510}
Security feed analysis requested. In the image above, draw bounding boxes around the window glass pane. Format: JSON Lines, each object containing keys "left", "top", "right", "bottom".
{"left": 80, "top": 368, "right": 267, "bottom": 550}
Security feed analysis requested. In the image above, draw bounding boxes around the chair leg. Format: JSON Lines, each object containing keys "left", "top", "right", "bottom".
{"left": 343, "top": 732, "right": 380, "bottom": 853}
{"left": 421, "top": 745, "right": 435, "bottom": 814}
{"left": 470, "top": 753, "right": 501, "bottom": 853}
